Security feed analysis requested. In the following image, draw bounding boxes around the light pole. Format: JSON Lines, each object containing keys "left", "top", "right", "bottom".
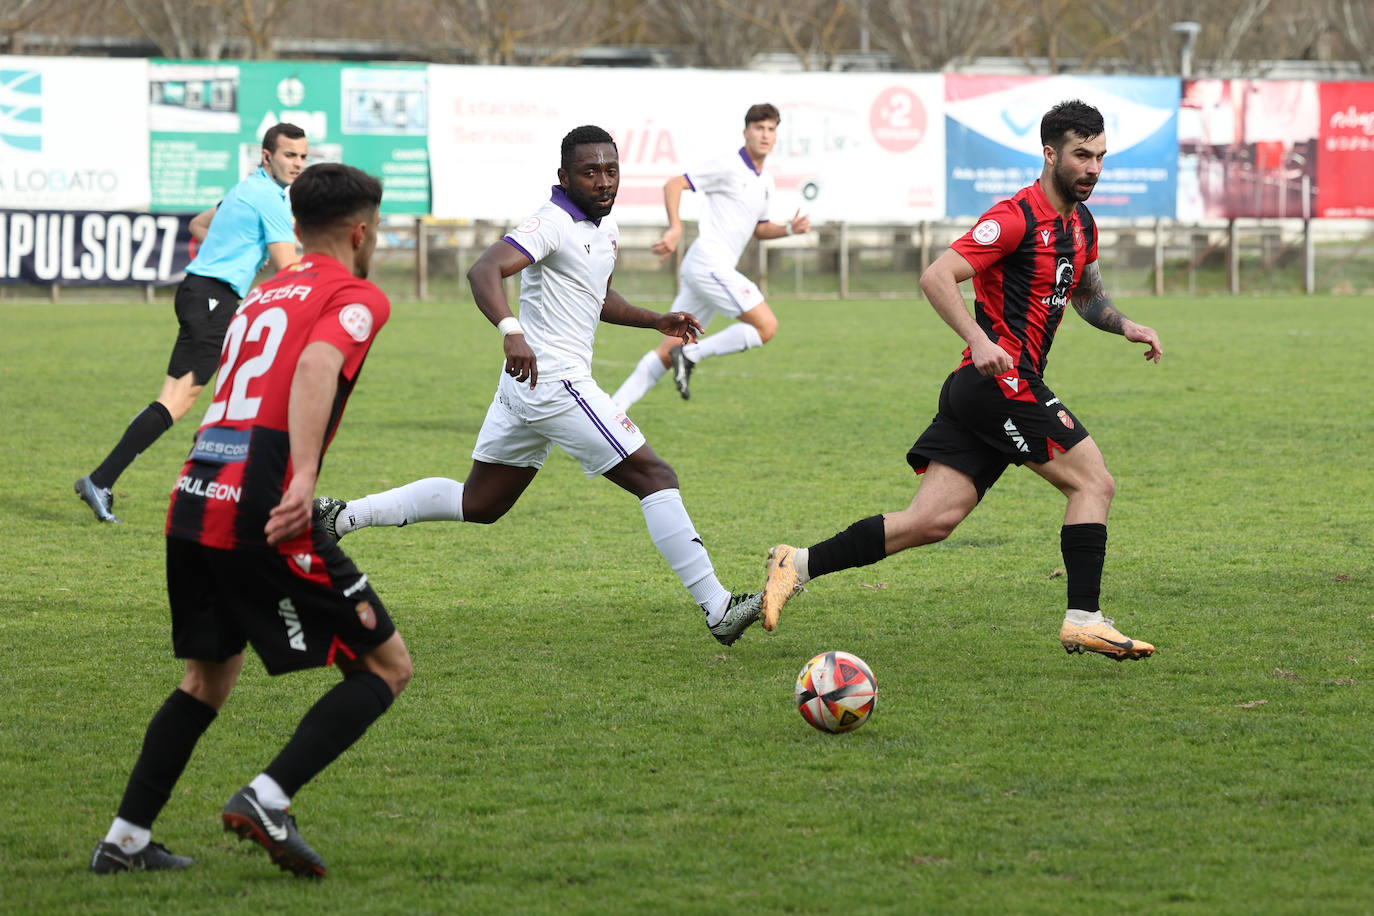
{"left": 1171, "top": 21, "right": 1201, "bottom": 78}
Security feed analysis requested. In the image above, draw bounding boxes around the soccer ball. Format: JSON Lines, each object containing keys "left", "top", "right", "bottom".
{"left": 794, "top": 651, "right": 877, "bottom": 733}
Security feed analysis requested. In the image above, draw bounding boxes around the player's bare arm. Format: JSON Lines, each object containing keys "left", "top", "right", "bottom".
{"left": 266, "top": 240, "right": 300, "bottom": 272}
{"left": 601, "top": 286, "right": 703, "bottom": 343}
{"left": 266, "top": 341, "right": 344, "bottom": 545}
{"left": 188, "top": 205, "right": 217, "bottom": 243}
{"left": 467, "top": 240, "right": 539, "bottom": 386}
{"left": 1071, "top": 261, "right": 1163, "bottom": 362}
{"left": 920, "top": 248, "right": 1012, "bottom": 376}
{"left": 753, "top": 209, "right": 811, "bottom": 241}
{"left": 651, "top": 175, "right": 692, "bottom": 261}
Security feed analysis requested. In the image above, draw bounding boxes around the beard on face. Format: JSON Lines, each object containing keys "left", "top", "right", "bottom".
{"left": 1053, "top": 159, "right": 1096, "bottom": 203}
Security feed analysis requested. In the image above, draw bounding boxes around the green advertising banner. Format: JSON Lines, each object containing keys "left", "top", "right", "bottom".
{"left": 149, "top": 60, "right": 429, "bottom": 214}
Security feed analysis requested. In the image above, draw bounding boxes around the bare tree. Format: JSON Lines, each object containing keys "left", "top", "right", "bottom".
{"left": 1334, "top": 0, "right": 1374, "bottom": 70}
{"left": 643, "top": 0, "right": 776, "bottom": 68}
{"left": 118, "top": 0, "right": 237, "bottom": 59}
{"left": 866, "top": 0, "right": 1010, "bottom": 70}
{"left": 235, "top": 0, "right": 297, "bottom": 59}
{"left": 428, "top": 0, "right": 635, "bottom": 65}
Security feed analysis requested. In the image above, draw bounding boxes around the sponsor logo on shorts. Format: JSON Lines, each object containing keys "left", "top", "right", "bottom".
{"left": 972, "top": 219, "right": 1001, "bottom": 245}
{"left": 356, "top": 601, "right": 377, "bottom": 630}
{"left": 1002, "top": 417, "right": 1030, "bottom": 453}
{"left": 339, "top": 303, "right": 373, "bottom": 342}
{"left": 277, "top": 598, "right": 307, "bottom": 651}
{"left": 174, "top": 474, "right": 242, "bottom": 502}
{"left": 1057, "top": 409, "right": 1075, "bottom": 429}
{"left": 291, "top": 553, "right": 313, "bottom": 574}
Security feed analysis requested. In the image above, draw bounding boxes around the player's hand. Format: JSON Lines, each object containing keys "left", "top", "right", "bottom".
{"left": 266, "top": 476, "right": 315, "bottom": 545}
{"left": 651, "top": 226, "right": 682, "bottom": 262}
{"left": 789, "top": 209, "right": 811, "bottom": 236}
{"left": 504, "top": 332, "right": 538, "bottom": 388}
{"left": 969, "top": 337, "right": 1013, "bottom": 377}
{"left": 656, "top": 311, "right": 703, "bottom": 344}
{"left": 1123, "top": 320, "right": 1163, "bottom": 363}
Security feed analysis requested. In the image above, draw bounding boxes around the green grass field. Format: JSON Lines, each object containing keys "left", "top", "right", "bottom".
{"left": 1, "top": 293, "right": 1371, "bottom": 914}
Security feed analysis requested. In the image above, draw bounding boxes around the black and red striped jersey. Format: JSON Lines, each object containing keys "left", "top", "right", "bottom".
{"left": 166, "top": 254, "right": 390, "bottom": 554}
{"left": 950, "top": 181, "right": 1098, "bottom": 378}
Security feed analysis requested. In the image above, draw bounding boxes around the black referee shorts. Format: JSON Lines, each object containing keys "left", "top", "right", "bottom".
{"left": 167, "top": 535, "right": 396, "bottom": 676}
{"left": 168, "top": 273, "right": 239, "bottom": 385}
{"left": 907, "top": 363, "right": 1091, "bottom": 499}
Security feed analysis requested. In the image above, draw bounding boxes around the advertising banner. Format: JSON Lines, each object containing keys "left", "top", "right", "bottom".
{"left": 0, "top": 209, "right": 194, "bottom": 285}
{"left": 1177, "top": 79, "right": 1319, "bottom": 220}
{"left": 149, "top": 60, "right": 429, "bottom": 214}
{"left": 1316, "top": 81, "right": 1374, "bottom": 218}
{"left": 945, "top": 75, "right": 1178, "bottom": 219}
{"left": 427, "top": 65, "right": 944, "bottom": 225}
{"left": 0, "top": 57, "right": 150, "bottom": 210}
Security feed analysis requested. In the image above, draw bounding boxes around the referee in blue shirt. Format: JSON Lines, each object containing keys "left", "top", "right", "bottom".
{"left": 75, "top": 123, "right": 307, "bottom": 523}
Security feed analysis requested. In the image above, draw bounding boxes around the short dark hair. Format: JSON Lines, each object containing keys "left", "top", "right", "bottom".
{"left": 262, "top": 122, "right": 306, "bottom": 153}
{"left": 1040, "top": 100, "right": 1104, "bottom": 151}
{"left": 290, "top": 163, "right": 382, "bottom": 233}
{"left": 745, "top": 103, "right": 780, "bottom": 126}
{"left": 561, "top": 125, "right": 616, "bottom": 171}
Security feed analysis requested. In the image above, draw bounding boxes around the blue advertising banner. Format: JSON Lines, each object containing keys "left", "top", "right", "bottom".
{"left": 945, "top": 75, "right": 1179, "bottom": 219}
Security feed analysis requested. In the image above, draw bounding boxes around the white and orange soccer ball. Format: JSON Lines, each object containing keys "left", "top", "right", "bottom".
{"left": 794, "top": 651, "right": 877, "bottom": 733}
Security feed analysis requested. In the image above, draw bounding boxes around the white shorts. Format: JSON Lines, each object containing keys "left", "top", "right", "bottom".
{"left": 471, "top": 372, "right": 647, "bottom": 478}
{"left": 673, "top": 254, "right": 766, "bottom": 324}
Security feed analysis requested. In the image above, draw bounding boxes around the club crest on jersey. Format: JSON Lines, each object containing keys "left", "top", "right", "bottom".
{"left": 1041, "top": 256, "right": 1074, "bottom": 310}
{"left": 1057, "top": 409, "right": 1075, "bottom": 429}
{"left": 339, "top": 304, "right": 373, "bottom": 342}
{"left": 356, "top": 601, "right": 377, "bottom": 630}
{"left": 972, "top": 219, "right": 1001, "bottom": 245}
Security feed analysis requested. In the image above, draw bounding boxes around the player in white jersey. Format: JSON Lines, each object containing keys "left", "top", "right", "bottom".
{"left": 612, "top": 104, "right": 811, "bottom": 408}
{"left": 313, "top": 126, "right": 766, "bottom": 646}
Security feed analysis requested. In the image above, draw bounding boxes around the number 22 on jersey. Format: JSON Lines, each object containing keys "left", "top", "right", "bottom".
{"left": 202, "top": 307, "right": 288, "bottom": 425}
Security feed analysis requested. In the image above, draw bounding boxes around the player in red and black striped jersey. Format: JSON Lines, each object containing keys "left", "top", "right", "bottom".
{"left": 761, "top": 100, "right": 1165, "bottom": 662}
{"left": 92, "top": 164, "right": 411, "bottom": 879}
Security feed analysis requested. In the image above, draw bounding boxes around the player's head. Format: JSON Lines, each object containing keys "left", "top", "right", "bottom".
{"left": 261, "top": 122, "right": 308, "bottom": 187}
{"left": 558, "top": 125, "right": 619, "bottom": 221}
{"left": 743, "top": 103, "right": 780, "bottom": 164}
{"left": 290, "top": 163, "right": 383, "bottom": 278}
{"left": 1040, "top": 100, "right": 1106, "bottom": 204}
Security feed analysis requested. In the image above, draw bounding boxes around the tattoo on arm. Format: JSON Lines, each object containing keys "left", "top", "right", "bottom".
{"left": 1071, "top": 262, "right": 1128, "bottom": 333}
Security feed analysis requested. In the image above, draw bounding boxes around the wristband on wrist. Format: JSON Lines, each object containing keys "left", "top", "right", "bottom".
{"left": 498, "top": 316, "right": 523, "bottom": 337}
{"left": 784, "top": 223, "right": 795, "bottom": 236}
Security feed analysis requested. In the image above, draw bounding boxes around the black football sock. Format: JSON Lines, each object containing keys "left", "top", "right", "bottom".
{"left": 804, "top": 515, "right": 887, "bottom": 580}
{"left": 116, "top": 688, "right": 218, "bottom": 828}
{"left": 264, "top": 671, "right": 394, "bottom": 798}
{"left": 90, "top": 401, "right": 174, "bottom": 490}
{"left": 1061, "top": 522, "right": 1108, "bottom": 612}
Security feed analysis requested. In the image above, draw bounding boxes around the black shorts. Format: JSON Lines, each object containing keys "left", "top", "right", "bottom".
{"left": 907, "top": 363, "right": 1091, "bottom": 499}
{"left": 166, "top": 535, "right": 396, "bottom": 675}
{"left": 168, "top": 273, "right": 239, "bottom": 385}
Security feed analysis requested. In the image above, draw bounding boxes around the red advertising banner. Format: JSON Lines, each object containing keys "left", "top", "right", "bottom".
{"left": 1316, "top": 81, "right": 1374, "bottom": 218}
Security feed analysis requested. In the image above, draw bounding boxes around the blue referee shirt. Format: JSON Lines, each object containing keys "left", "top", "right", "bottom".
{"left": 185, "top": 166, "right": 295, "bottom": 298}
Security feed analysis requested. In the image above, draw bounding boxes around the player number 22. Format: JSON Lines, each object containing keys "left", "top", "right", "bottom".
{"left": 203, "top": 307, "right": 288, "bottom": 424}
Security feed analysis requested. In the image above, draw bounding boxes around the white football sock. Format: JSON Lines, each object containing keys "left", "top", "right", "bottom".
{"left": 682, "top": 322, "right": 763, "bottom": 363}
{"left": 612, "top": 351, "right": 668, "bottom": 410}
{"left": 105, "top": 818, "right": 150, "bottom": 854}
{"left": 249, "top": 773, "right": 291, "bottom": 810}
{"left": 792, "top": 546, "right": 812, "bottom": 585}
{"left": 339, "top": 477, "right": 465, "bottom": 533}
{"left": 1064, "top": 608, "right": 1105, "bottom": 625}
{"left": 640, "top": 488, "right": 730, "bottom": 622}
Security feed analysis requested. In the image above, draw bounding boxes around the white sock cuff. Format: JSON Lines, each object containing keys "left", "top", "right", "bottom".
{"left": 249, "top": 773, "right": 291, "bottom": 810}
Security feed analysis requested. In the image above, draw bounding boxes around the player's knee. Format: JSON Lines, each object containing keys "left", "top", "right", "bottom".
{"left": 1092, "top": 468, "right": 1116, "bottom": 504}
{"left": 379, "top": 654, "right": 413, "bottom": 697}
{"left": 754, "top": 314, "right": 778, "bottom": 342}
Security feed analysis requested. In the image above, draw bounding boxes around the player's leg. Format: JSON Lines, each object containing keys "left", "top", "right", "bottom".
{"left": 1030, "top": 438, "right": 1152, "bottom": 660}
{"left": 668, "top": 269, "right": 768, "bottom": 398}
{"left": 761, "top": 461, "right": 981, "bottom": 631}
{"left": 612, "top": 283, "right": 710, "bottom": 409}
{"left": 77, "top": 277, "right": 233, "bottom": 522}
{"left": 93, "top": 540, "right": 246, "bottom": 874}
{"left": 221, "top": 546, "right": 406, "bottom": 877}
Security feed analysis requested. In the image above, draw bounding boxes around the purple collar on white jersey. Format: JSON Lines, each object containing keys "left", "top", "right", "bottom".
{"left": 550, "top": 185, "right": 601, "bottom": 226}
{"left": 738, "top": 147, "right": 762, "bottom": 175}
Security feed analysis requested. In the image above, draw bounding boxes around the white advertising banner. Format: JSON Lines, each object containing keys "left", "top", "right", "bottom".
{"left": 0, "top": 57, "right": 151, "bottom": 210}
{"left": 428, "top": 66, "right": 943, "bottom": 225}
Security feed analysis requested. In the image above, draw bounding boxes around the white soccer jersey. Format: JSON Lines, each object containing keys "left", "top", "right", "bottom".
{"left": 501, "top": 186, "right": 620, "bottom": 380}
{"left": 682, "top": 148, "right": 774, "bottom": 269}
